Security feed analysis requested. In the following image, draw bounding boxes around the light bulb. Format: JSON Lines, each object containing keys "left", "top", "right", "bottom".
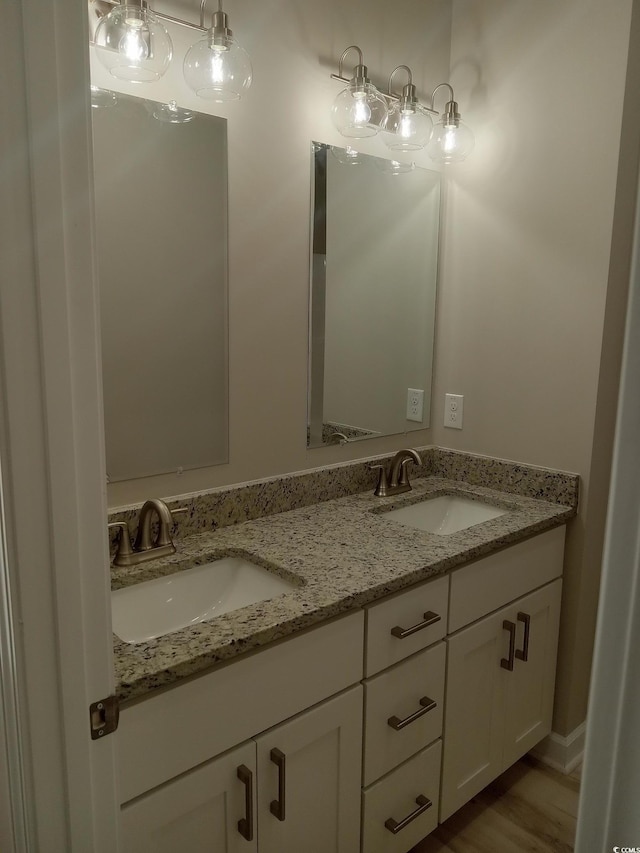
{"left": 184, "top": 30, "right": 252, "bottom": 101}
{"left": 94, "top": 4, "right": 172, "bottom": 83}
{"left": 382, "top": 102, "right": 433, "bottom": 152}
{"left": 426, "top": 118, "right": 474, "bottom": 164}
{"left": 331, "top": 82, "right": 388, "bottom": 139}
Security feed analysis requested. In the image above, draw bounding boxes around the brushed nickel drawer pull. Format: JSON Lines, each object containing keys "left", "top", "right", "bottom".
{"left": 387, "top": 696, "right": 437, "bottom": 731}
{"left": 384, "top": 794, "right": 432, "bottom": 834}
{"left": 515, "top": 611, "right": 531, "bottom": 662}
{"left": 390, "top": 611, "right": 441, "bottom": 639}
{"left": 269, "top": 748, "right": 286, "bottom": 822}
{"left": 236, "top": 764, "right": 254, "bottom": 841}
{"left": 501, "top": 619, "right": 516, "bottom": 671}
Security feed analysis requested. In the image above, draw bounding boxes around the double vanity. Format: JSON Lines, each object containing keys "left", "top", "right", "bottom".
{"left": 110, "top": 449, "right": 577, "bottom": 853}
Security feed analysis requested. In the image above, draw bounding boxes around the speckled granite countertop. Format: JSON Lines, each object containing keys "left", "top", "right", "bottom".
{"left": 113, "top": 476, "right": 575, "bottom": 704}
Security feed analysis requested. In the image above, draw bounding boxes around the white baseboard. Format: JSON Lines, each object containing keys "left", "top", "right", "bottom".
{"left": 530, "top": 722, "right": 586, "bottom": 774}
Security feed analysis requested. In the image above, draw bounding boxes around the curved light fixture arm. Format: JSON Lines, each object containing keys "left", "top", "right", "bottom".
{"left": 331, "top": 45, "right": 367, "bottom": 85}
{"left": 387, "top": 64, "right": 413, "bottom": 99}
{"left": 429, "top": 82, "right": 460, "bottom": 125}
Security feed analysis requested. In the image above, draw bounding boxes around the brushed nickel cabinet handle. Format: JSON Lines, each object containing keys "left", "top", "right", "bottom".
{"left": 501, "top": 620, "right": 516, "bottom": 671}
{"left": 515, "top": 611, "right": 531, "bottom": 662}
{"left": 270, "top": 748, "right": 286, "bottom": 822}
{"left": 384, "top": 795, "right": 432, "bottom": 834}
{"left": 390, "top": 611, "right": 441, "bottom": 639}
{"left": 236, "top": 764, "right": 254, "bottom": 841}
{"left": 387, "top": 696, "right": 437, "bottom": 731}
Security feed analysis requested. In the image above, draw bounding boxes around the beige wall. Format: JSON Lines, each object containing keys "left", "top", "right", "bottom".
{"left": 92, "top": 0, "right": 637, "bottom": 735}
{"left": 92, "top": 0, "right": 453, "bottom": 507}
{"left": 435, "top": 0, "right": 634, "bottom": 736}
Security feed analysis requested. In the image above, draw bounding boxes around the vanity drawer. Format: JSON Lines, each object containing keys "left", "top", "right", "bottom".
{"left": 449, "top": 526, "right": 565, "bottom": 632}
{"left": 365, "top": 575, "right": 448, "bottom": 676}
{"left": 363, "top": 642, "right": 445, "bottom": 785}
{"left": 362, "top": 740, "right": 441, "bottom": 853}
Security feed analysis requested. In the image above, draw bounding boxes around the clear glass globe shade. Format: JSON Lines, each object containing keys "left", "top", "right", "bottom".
{"left": 94, "top": 5, "right": 172, "bottom": 83}
{"left": 330, "top": 145, "right": 365, "bottom": 166}
{"left": 373, "top": 158, "right": 415, "bottom": 175}
{"left": 331, "top": 83, "right": 388, "bottom": 139}
{"left": 149, "top": 100, "right": 195, "bottom": 124}
{"left": 382, "top": 104, "right": 433, "bottom": 151}
{"left": 426, "top": 119, "right": 474, "bottom": 164}
{"left": 183, "top": 33, "right": 252, "bottom": 101}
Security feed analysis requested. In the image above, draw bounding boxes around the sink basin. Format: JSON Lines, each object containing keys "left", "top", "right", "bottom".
{"left": 382, "top": 495, "right": 507, "bottom": 535}
{"left": 112, "top": 556, "right": 298, "bottom": 644}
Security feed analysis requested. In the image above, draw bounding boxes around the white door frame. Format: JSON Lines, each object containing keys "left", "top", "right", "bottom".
{"left": 575, "top": 157, "right": 640, "bottom": 848}
{"left": 0, "top": 0, "right": 120, "bottom": 849}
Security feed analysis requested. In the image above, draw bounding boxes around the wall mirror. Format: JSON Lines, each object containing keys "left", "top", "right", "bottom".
{"left": 308, "top": 142, "right": 440, "bottom": 448}
{"left": 91, "top": 90, "right": 228, "bottom": 482}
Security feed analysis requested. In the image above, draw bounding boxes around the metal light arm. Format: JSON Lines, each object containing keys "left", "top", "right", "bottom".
{"left": 90, "top": 0, "right": 208, "bottom": 34}
{"left": 386, "top": 65, "right": 438, "bottom": 114}
{"left": 331, "top": 45, "right": 368, "bottom": 85}
{"left": 429, "top": 82, "right": 460, "bottom": 125}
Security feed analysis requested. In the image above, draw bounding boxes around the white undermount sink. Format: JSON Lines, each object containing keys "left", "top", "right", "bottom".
{"left": 112, "top": 556, "right": 299, "bottom": 644}
{"left": 382, "top": 495, "right": 508, "bottom": 535}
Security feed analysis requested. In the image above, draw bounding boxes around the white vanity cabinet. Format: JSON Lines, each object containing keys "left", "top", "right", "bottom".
{"left": 440, "top": 529, "right": 564, "bottom": 822}
{"left": 121, "top": 741, "right": 257, "bottom": 853}
{"left": 116, "top": 522, "right": 567, "bottom": 853}
{"left": 121, "top": 687, "right": 362, "bottom": 853}
{"left": 118, "top": 612, "right": 364, "bottom": 853}
{"left": 255, "top": 687, "right": 362, "bottom": 853}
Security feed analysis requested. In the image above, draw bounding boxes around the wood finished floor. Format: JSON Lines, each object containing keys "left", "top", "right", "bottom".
{"left": 409, "top": 756, "right": 581, "bottom": 853}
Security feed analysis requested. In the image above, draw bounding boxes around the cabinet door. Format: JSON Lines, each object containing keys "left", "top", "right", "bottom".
{"left": 120, "top": 741, "right": 257, "bottom": 853}
{"left": 502, "top": 579, "right": 562, "bottom": 769}
{"left": 441, "top": 579, "right": 563, "bottom": 823}
{"left": 440, "top": 609, "right": 508, "bottom": 822}
{"left": 256, "top": 685, "right": 363, "bottom": 853}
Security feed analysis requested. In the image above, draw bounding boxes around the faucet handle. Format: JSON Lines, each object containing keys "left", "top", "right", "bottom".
{"left": 370, "top": 464, "right": 390, "bottom": 497}
{"left": 108, "top": 521, "right": 133, "bottom": 565}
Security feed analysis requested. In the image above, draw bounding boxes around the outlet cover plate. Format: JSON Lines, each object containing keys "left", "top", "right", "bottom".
{"left": 444, "top": 393, "right": 464, "bottom": 429}
{"left": 407, "top": 388, "right": 424, "bottom": 423}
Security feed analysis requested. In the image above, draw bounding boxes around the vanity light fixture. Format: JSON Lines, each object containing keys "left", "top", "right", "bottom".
{"left": 183, "top": 0, "right": 252, "bottom": 101}
{"left": 425, "top": 83, "right": 475, "bottom": 164}
{"left": 329, "top": 49, "right": 474, "bottom": 164}
{"left": 382, "top": 66, "right": 435, "bottom": 152}
{"left": 94, "top": 1, "right": 173, "bottom": 82}
{"left": 90, "top": 0, "right": 252, "bottom": 101}
{"left": 330, "top": 46, "right": 388, "bottom": 138}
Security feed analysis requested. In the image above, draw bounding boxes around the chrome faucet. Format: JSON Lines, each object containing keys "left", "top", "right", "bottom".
{"left": 372, "top": 448, "right": 422, "bottom": 497}
{"left": 108, "top": 499, "right": 187, "bottom": 567}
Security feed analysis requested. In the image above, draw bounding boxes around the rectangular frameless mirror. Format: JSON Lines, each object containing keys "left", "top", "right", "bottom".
{"left": 91, "top": 91, "right": 228, "bottom": 482}
{"left": 308, "top": 142, "right": 440, "bottom": 448}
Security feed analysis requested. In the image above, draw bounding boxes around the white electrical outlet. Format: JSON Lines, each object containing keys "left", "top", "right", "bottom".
{"left": 444, "top": 393, "right": 464, "bottom": 429}
{"left": 406, "top": 388, "right": 424, "bottom": 422}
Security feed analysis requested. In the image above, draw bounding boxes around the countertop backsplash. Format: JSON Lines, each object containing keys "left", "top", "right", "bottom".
{"left": 107, "top": 446, "right": 579, "bottom": 549}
